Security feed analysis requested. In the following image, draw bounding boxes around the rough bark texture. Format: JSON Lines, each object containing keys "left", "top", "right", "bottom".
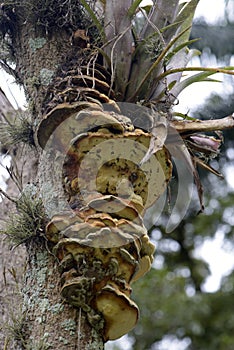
{"left": 0, "top": 2, "right": 105, "bottom": 348}
{"left": 22, "top": 241, "right": 103, "bottom": 349}
{"left": 13, "top": 22, "right": 73, "bottom": 116}
{"left": 0, "top": 89, "right": 26, "bottom": 349}
{"left": 0, "top": 159, "right": 38, "bottom": 349}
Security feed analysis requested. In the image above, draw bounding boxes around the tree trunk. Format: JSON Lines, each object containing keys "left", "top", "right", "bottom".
{"left": 21, "top": 240, "right": 103, "bottom": 349}
{"left": 0, "top": 2, "right": 105, "bottom": 348}
{"left": 1, "top": 1, "right": 233, "bottom": 349}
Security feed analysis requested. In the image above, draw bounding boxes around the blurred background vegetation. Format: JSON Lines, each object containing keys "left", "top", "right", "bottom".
{"left": 107, "top": 1, "right": 234, "bottom": 349}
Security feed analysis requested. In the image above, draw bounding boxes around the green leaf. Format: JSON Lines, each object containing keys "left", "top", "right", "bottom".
{"left": 172, "top": 69, "right": 232, "bottom": 97}
{"left": 163, "top": 0, "right": 200, "bottom": 47}
{"left": 174, "top": 0, "right": 200, "bottom": 43}
{"left": 167, "top": 80, "right": 177, "bottom": 90}
{"left": 172, "top": 112, "right": 198, "bottom": 121}
{"left": 160, "top": 20, "right": 184, "bottom": 33}
{"left": 128, "top": 25, "right": 192, "bottom": 101}
{"left": 79, "top": 0, "right": 105, "bottom": 40}
{"left": 165, "top": 38, "right": 200, "bottom": 63}
{"left": 141, "top": 5, "right": 152, "bottom": 15}
{"left": 128, "top": 0, "right": 143, "bottom": 17}
{"left": 94, "top": 47, "right": 111, "bottom": 67}
{"left": 154, "top": 66, "right": 234, "bottom": 93}
{"left": 125, "top": 0, "right": 181, "bottom": 101}
{"left": 203, "top": 78, "right": 221, "bottom": 82}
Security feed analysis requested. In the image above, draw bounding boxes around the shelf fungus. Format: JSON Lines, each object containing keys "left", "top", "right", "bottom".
{"left": 47, "top": 211, "right": 155, "bottom": 340}
{"left": 39, "top": 61, "right": 172, "bottom": 341}
{"left": 42, "top": 105, "right": 172, "bottom": 340}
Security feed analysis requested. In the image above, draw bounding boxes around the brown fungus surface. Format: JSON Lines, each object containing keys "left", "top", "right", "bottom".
{"left": 63, "top": 127, "right": 172, "bottom": 211}
{"left": 95, "top": 283, "right": 139, "bottom": 341}
{"left": 43, "top": 101, "right": 172, "bottom": 341}
{"left": 36, "top": 61, "right": 118, "bottom": 148}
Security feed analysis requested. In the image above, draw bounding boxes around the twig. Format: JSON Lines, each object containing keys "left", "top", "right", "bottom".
{"left": 139, "top": 6, "right": 166, "bottom": 49}
{"left": 3, "top": 337, "right": 10, "bottom": 350}
{"left": 171, "top": 115, "right": 234, "bottom": 134}
{"left": 0, "top": 187, "right": 17, "bottom": 203}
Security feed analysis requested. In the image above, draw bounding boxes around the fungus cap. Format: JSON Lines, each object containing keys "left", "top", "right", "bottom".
{"left": 95, "top": 283, "right": 139, "bottom": 341}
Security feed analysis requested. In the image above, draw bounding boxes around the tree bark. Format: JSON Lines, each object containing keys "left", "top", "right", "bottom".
{"left": 22, "top": 241, "right": 103, "bottom": 350}
{"left": 0, "top": 88, "right": 34, "bottom": 349}
{"left": 0, "top": 2, "right": 105, "bottom": 348}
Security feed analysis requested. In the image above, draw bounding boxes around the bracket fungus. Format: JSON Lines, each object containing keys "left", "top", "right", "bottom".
{"left": 38, "top": 59, "right": 172, "bottom": 341}
{"left": 94, "top": 283, "right": 139, "bottom": 341}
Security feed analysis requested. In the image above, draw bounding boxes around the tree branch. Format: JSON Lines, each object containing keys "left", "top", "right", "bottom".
{"left": 0, "top": 187, "right": 17, "bottom": 203}
{"left": 171, "top": 115, "right": 234, "bottom": 134}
